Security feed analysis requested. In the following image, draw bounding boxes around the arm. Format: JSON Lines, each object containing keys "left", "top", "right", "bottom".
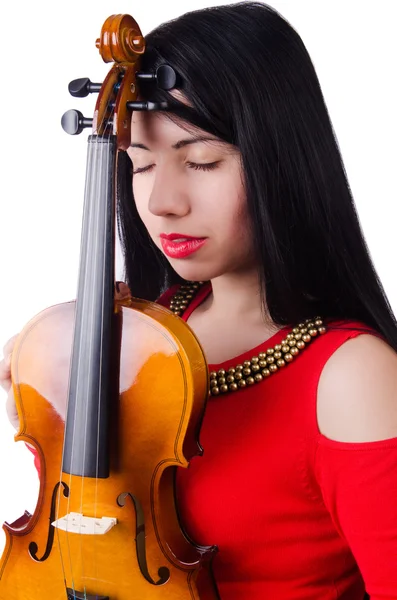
{"left": 315, "top": 334, "right": 397, "bottom": 599}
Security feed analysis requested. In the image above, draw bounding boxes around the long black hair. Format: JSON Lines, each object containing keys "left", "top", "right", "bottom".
{"left": 117, "top": 1, "right": 397, "bottom": 350}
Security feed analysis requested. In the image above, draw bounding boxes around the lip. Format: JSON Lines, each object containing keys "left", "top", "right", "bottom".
{"left": 160, "top": 233, "right": 202, "bottom": 241}
{"left": 159, "top": 234, "right": 207, "bottom": 259}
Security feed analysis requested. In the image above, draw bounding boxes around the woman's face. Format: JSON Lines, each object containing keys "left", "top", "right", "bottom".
{"left": 128, "top": 107, "right": 256, "bottom": 282}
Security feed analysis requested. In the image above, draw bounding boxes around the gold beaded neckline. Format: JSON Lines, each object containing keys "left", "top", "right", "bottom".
{"left": 169, "top": 281, "right": 327, "bottom": 396}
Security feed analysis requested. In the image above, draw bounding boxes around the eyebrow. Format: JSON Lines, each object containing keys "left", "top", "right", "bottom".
{"left": 129, "top": 136, "right": 219, "bottom": 151}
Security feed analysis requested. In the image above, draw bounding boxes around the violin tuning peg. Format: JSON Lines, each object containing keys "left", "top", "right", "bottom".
{"left": 136, "top": 65, "right": 180, "bottom": 90}
{"left": 68, "top": 78, "right": 102, "bottom": 98}
{"left": 126, "top": 101, "right": 169, "bottom": 112}
{"left": 61, "top": 109, "right": 93, "bottom": 135}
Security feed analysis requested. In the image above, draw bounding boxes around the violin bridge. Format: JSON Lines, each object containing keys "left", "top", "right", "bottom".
{"left": 52, "top": 512, "right": 117, "bottom": 535}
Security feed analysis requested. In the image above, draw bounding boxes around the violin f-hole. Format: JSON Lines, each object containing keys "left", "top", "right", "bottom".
{"left": 117, "top": 492, "right": 170, "bottom": 585}
{"left": 28, "top": 481, "right": 69, "bottom": 562}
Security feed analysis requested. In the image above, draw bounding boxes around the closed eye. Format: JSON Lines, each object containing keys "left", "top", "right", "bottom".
{"left": 132, "top": 161, "right": 220, "bottom": 175}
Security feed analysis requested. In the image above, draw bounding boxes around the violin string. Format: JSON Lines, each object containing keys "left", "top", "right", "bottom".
{"left": 77, "top": 120, "right": 105, "bottom": 595}
{"left": 54, "top": 133, "right": 96, "bottom": 599}
{"left": 93, "top": 109, "right": 108, "bottom": 592}
{"left": 94, "top": 96, "right": 112, "bottom": 588}
{"left": 78, "top": 95, "right": 118, "bottom": 593}
{"left": 74, "top": 133, "right": 97, "bottom": 597}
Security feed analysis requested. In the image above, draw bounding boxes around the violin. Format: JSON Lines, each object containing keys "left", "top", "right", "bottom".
{"left": 0, "top": 14, "right": 219, "bottom": 599}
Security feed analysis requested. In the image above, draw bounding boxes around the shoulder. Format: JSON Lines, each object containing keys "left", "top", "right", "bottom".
{"left": 317, "top": 327, "right": 397, "bottom": 442}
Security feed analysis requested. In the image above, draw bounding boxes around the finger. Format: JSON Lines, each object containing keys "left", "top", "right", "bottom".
{"left": 115, "top": 281, "right": 131, "bottom": 300}
{"left": 2, "top": 334, "right": 19, "bottom": 359}
{"left": 0, "top": 357, "right": 12, "bottom": 391}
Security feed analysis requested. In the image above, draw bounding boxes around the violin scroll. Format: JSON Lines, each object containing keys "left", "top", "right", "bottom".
{"left": 96, "top": 14, "right": 145, "bottom": 64}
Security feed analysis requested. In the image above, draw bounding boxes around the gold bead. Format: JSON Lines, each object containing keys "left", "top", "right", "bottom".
{"left": 217, "top": 369, "right": 226, "bottom": 377}
{"left": 218, "top": 377, "right": 226, "bottom": 385}
{"left": 246, "top": 377, "right": 255, "bottom": 385}
{"left": 266, "top": 356, "right": 275, "bottom": 364}
{"left": 315, "top": 319, "right": 323, "bottom": 327}
{"left": 254, "top": 374, "right": 263, "bottom": 382}
{"left": 258, "top": 352, "right": 267, "bottom": 359}
{"left": 296, "top": 340, "right": 306, "bottom": 349}
{"left": 274, "top": 351, "right": 282, "bottom": 359}
{"left": 238, "top": 379, "right": 247, "bottom": 388}
{"left": 251, "top": 364, "right": 260, "bottom": 372}
{"left": 211, "top": 386, "right": 220, "bottom": 395}
{"left": 281, "top": 345, "right": 290, "bottom": 353}
{"left": 262, "top": 369, "right": 271, "bottom": 377}
{"left": 243, "top": 360, "right": 251, "bottom": 368}
{"left": 302, "top": 334, "right": 311, "bottom": 343}
{"left": 275, "top": 344, "right": 282, "bottom": 351}
{"left": 226, "top": 375, "right": 235, "bottom": 383}
{"left": 290, "top": 347, "right": 299, "bottom": 356}
{"left": 269, "top": 364, "right": 278, "bottom": 373}
{"left": 277, "top": 359, "right": 286, "bottom": 367}
{"left": 234, "top": 372, "right": 243, "bottom": 380}
{"left": 220, "top": 384, "right": 228, "bottom": 393}
{"left": 259, "top": 360, "right": 267, "bottom": 368}
{"left": 210, "top": 371, "right": 217, "bottom": 379}
{"left": 243, "top": 367, "right": 251, "bottom": 376}
{"left": 267, "top": 348, "right": 275, "bottom": 355}
{"left": 229, "top": 383, "right": 238, "bottom": 391}
{"left": 210, "top": 379, "right": 218, "bottom": 387}
{"left": 251, "top": 356, "right": 259, "bottom": 364}
{"left": 284, "top": 353, "right": 294, "bottom": 362}
{"left": 228, "top": 368, "right": 236, "bottom": 375}
{"left": 308, "top": 328, "right": 318, "bottom": 337}
{"left": 235, "top": 364, "right": 243, "bottom": 371}
{"left": 318, "top": 326, "right": 326, "bottom": 334}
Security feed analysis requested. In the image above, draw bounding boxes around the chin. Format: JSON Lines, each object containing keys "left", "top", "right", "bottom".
{"left": 167, "top": 260, "right": 218, "bottom": 283}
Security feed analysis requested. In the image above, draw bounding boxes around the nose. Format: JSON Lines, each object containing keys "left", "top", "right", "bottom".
{"left": 148, "top": 164, "right": 191, "bottom": 218}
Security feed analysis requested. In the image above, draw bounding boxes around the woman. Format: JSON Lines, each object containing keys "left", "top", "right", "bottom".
{"left": 2, "top": 2, "right": 397, "bottom": 598}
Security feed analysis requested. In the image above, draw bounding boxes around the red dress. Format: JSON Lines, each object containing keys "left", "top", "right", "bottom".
{"left": 28, "top": 282, "right": 397, "bottom": 599}
{"left": 156, "top": 282, "right": 397, "bottom": 600}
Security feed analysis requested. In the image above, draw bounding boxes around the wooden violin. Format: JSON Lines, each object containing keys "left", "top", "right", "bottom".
{"left": 0, "top": 14, "right": 219, "bottom": 599}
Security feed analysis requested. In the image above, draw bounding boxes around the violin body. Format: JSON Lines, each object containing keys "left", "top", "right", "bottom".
{"left": 0, "top": 297, "right": 218, "bottom": 599}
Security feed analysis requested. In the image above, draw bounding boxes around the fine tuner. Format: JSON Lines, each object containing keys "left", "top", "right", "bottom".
{"left": 62, "top": 65, "right": 178, "bottom": 136}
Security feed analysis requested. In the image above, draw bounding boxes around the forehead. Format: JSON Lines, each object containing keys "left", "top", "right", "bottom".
{"left": 131, "top": 111, "right": 188, "bottom": 143}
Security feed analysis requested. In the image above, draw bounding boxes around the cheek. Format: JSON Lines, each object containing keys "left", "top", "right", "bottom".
{"left": 132, "top": 175, "right": 149, "bottom": 208}
{"left": 212, "top": 172, "right": 251, "bottom": 243}
{"left": 132, "top": 178, "right": 154, "bottom": 230}
{"left": 229, "top": 201, "right": 253, "bottom": 250}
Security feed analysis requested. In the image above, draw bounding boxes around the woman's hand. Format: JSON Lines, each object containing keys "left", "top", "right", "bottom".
{"left": 0, "top": 335, "right": 19, "bottom": 430}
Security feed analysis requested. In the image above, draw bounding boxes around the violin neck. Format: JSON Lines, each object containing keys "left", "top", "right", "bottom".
{"left": 63, "top": 135, "right": 117, "bottom": 478}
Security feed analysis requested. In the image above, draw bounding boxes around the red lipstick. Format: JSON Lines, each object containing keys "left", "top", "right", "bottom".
{"left": 160, "top": 233, "right": 207, "bottom": 259}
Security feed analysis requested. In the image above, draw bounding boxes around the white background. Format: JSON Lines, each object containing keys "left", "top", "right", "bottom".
{"left": 0, "top": 0, "right": 395, "bottom": 555}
